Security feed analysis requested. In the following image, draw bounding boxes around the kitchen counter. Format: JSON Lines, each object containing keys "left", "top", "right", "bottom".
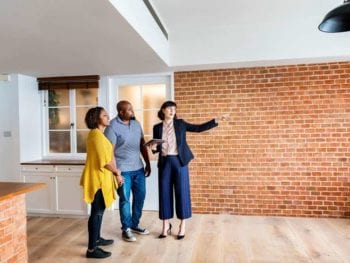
{"left": 0, "top": 182, "right": 47, "bottom": 262}
{"left": 0, "top": 182, "right": 47, "bottom": 201}
{"left": 21, "top": 159, "right": 85, "bottom": 165}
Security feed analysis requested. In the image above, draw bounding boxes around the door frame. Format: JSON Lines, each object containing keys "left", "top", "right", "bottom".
{"left": 106, "top": 73, "right": 174, "bottom": 211}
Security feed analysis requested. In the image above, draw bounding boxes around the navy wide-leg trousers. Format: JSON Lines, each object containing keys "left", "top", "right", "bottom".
{"left": 158, "top": 155, "right": 192, "bottom": 220}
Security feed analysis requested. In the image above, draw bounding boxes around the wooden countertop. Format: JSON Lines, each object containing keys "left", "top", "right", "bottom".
{"left": 21, "top": 159, "right": 85, "bottom": 165}
{"left": 0, "top": 182, "right": 47, "bottom": 201}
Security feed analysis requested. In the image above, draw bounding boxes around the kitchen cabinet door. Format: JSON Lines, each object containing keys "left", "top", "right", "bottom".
{"left": 55, "top": 174, "right": 86, "bottom": 215}
{"left": 24, "top": 174, "right": 53, "bottom": 214}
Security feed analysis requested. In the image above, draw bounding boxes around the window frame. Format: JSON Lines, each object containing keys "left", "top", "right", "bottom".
{"left": 109, "top": 74, "right": 173, "bottom": 160}
{"left": 41, "top": 88, "right": 98, "bottom": 159}
{"left": 109, "top": 74, "right": 173, "bottom": 117}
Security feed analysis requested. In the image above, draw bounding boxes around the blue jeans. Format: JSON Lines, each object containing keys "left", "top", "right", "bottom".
{"left": 88, "top": 189, "right": 105, "bottom": 249}
{"left": 117, "top": 168, "right": 146, "bottom": 231}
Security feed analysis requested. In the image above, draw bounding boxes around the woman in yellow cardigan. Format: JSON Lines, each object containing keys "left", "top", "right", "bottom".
{"left": 80, "top": 107, "right": 124, "bottom": 259}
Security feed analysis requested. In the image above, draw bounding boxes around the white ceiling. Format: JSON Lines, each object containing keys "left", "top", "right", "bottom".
{"left": 150, "top": 0, "right": 333, "bottom": 31}
{"left": 151, "top": 0, "right": 350, "bottom": 70}
{"left": 0, "top": 0, "right": 169, "bottom": 77}
{"left": 0, "top": 0, "right": 349, "bottom": 77}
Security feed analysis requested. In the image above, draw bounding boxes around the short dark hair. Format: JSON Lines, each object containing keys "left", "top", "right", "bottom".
{"left": 157, "top": 101, "right": 177, "bottom": 120}
{"left": 85, "top": 107, "right": 105, "bottom": 129}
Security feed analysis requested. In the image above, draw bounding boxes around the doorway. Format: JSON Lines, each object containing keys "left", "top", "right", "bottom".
{"left": 109, "top": 74, "right": 172, "bottom": 210}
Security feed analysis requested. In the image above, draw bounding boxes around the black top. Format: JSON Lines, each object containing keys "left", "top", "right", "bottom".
{"left": 153, "top": 118, "right": 218, "bottom": 167}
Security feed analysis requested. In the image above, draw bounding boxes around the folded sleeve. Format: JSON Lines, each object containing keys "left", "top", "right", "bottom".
{"left": 104, "top": 125, "right": 117, "bottom": 145}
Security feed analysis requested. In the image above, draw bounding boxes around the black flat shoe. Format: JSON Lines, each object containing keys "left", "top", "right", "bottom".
{"left": 177, "top": 234, "right": 185, "bottom": 240}
{"left": 158, "top": 223, "right": 172, "bottom": 238}
{"left": 86, "top": 247, "right": 112, "bottom": 258}
{"left": 96, "top": 237, "right": 114, "bottom": 246}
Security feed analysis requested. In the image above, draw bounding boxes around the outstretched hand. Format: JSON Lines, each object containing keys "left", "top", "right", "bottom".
{"left": 221, "top": 113, "right": 230, "bottom": 121}
{"left": 216, "top": 113, "right": 230, "bottom": 123}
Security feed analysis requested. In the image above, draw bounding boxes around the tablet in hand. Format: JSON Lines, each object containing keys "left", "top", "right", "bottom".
{"left": 144, "top": 139, "right": 165, "bottom": 147}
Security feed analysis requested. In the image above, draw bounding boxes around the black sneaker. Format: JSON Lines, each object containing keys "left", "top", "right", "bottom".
{"left": 86, "top": 247, "right": 112, "bottom": 258}
{"left": 96, "top": 237, "right": 114, "bottom": 246}
{"left": 131, "top": 226, "right": 150, "bottom": 235}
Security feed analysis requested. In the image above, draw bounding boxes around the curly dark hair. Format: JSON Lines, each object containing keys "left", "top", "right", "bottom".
{"left": 85, "top": 106, "right": 105, "bottom": 129}
{"left": 157, "top": 101, "right": 177, "bottom": 120}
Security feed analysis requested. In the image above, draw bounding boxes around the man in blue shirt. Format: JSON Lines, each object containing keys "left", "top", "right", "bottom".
{"left": 104, "top": 100, "right": 151, "bottom": 242}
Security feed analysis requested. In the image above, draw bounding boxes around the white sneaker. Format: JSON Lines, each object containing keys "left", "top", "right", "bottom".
{"left": 122, "top": 228, "right": 137, "bottom": 242}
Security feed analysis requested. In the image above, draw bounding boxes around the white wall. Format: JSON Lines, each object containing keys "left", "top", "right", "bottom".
{"left": 18, "top": 74, "right": 42, "bottom": 162}
{"left": 0, "top": 75, "right": 20, "bottom": 181}
{"left": 0, "top": 74, "right": 41, "bottom": 181}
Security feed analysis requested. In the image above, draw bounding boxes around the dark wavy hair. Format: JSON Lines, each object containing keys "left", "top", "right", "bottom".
{"left": 85, "top": 106, "right": 105, "bottom": 129}
{"left": 157, "top": 101, "right": 177, "bottom": 120}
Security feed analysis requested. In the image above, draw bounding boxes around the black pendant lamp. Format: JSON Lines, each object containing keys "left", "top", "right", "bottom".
{"left": 319, "top": 0, "right": 350, "bottom": 32}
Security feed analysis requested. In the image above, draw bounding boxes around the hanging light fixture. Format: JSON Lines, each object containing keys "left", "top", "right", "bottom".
{"left": 319, "top": 0, "right": 350, "bottom": 32}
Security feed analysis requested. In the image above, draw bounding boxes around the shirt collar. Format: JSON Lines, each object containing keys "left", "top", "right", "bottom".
{"left": 116, "top": 116, "right": 132, "bottom": 126}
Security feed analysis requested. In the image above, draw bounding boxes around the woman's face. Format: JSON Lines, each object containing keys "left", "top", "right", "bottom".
{"left": 98, "top": 109, "right": 110, "bottom": 127}
{"left": 163, "top": 106, "right": 176, "bottom": 120}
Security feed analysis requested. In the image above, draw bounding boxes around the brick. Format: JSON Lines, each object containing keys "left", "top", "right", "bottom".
{"left": 0, "top": 195, "right": 27, "bottom": 262}
{"left": 175, "top": 61, "right": 350, "bottom": 218}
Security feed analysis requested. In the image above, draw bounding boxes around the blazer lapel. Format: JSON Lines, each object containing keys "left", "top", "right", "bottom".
{"left": 156, "top": 123, "right": 163, "bottom": 153}
{"left": 158, "top": 123, "right": 163, "bottom": 139}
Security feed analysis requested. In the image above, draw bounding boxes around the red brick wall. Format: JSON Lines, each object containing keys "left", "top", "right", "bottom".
{"left": 174, "top": 62, "right": 350, "bottom": 218}
{"left": 0, "top": 195, "right": 28, "bottom": 262}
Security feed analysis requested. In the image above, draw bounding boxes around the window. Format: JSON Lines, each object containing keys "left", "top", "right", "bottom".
{"left": 118, "top": 84, "right": 166, "bottom": 138}
{"left": 45, "top": 88, "right": 98, "bottom": 154}
{"left": 38, "top": 75, "right": 99, "bottom": 156}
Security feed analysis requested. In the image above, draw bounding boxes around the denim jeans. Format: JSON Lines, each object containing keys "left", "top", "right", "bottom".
{"left": 88, "top": 189, "right": 105, "bottom": 249}
{"left": 117, "top": 168, "right": 146, "bottom": 230}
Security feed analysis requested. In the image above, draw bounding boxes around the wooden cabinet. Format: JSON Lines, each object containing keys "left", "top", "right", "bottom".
{"left": 21, "top": 164, "right": 87, "bottom": 216}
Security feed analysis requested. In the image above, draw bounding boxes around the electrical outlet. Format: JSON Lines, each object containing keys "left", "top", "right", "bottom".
{"left": 3, "top": 131, "right": 11, "bottom": 137}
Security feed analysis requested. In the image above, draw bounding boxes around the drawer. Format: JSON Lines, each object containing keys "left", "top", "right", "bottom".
{"left": 56, "top": 165, "right": 84, "bottom": 173}
{"left": 21, "top": 165, "right": 55, "bottom": 172}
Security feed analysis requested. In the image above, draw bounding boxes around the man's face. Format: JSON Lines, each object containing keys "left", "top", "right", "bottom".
{"left": 119, "top": 103, "right": 134, "bottom": 121}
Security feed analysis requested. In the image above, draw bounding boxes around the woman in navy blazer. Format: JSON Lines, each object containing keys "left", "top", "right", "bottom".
{"left": 152, "top": 101, "right": 228, "bottom": 239}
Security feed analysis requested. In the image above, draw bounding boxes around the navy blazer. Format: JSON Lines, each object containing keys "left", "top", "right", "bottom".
{"left": 153, "top": 118, "right": 218, "bottom": 167}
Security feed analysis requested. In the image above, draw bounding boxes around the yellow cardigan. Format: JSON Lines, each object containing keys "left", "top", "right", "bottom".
{"left": 80, "top": 128, "right": 117, "bottom": 208}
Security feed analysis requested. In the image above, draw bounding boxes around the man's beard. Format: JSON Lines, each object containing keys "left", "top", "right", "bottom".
{"left": 118, "top": 114, "right": 136, "bottom": 121}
